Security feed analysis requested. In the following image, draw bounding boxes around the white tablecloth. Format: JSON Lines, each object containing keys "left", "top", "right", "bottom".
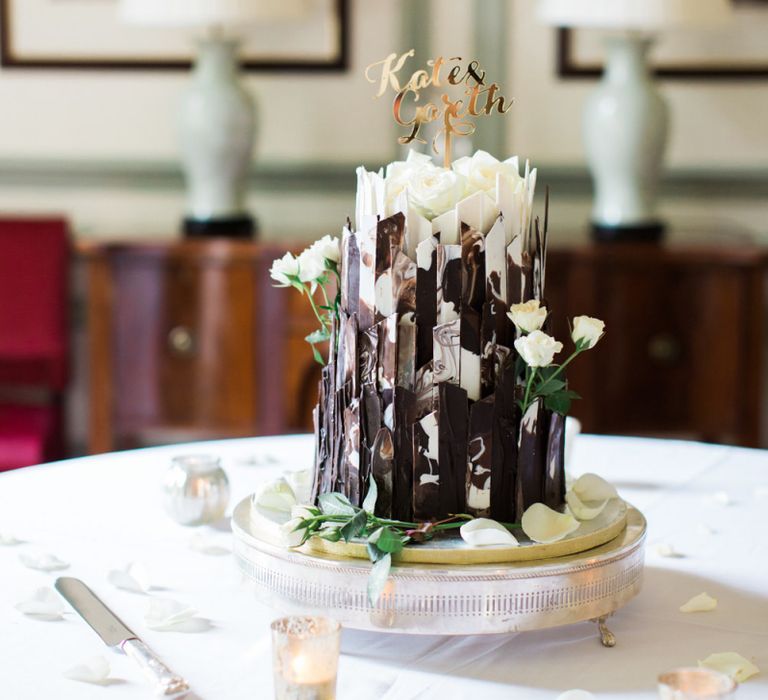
{"left": 1, "top": 435, "right": 766, "bottom": 699}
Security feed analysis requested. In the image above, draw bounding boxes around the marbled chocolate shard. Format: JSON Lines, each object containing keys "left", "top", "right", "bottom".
{"left": 480, "top": 302, "right": 497, "bottom": 396}
{"left": 340, "top": 229, "right": 360, "bottom": 316}
{"left": 377, "top": 314, "right": 397, "bottom": 431}
{"left": 311, "top": 403, "right": 322, "bottom": 504}
{"left": 543, "top": 411, "right": 566, "bottom": 509}
{"left": 490, "top": 362, "right": 518, "bottom": 521}
{"left": 484, "top": 215, "right": 507, "bottom": 302}
{"left": 342, "top": 398, "right": 362, "bottom": 506}
{"left": 515, "top": 399, "right": 547, "bottom": 517}
{"left": 396, "top": 321, "right": 417, "bottom": 390}
{"left": 533, "top": 218, "right": 544, "bottom": 302}
{"left": 359, "top": 323, "right": 378, "bottom": 388}
{"left": 374, "top": 213, "right": 406, "bottom": 322}
{"left": 392, "top": 387, "right": 417, "bottom": 521}
{"left": 415, "top": 235, "right": 438, "bottom": 368}
{"left": 438, "top": 382, "right": 468, "bottom": 517}
{"left": 459, "top": 307, "right": 482, "bottom": 402}
{"left": 412, "top": 411, "right": 440, "bottom": 520}
{"left": 413, "top": 361, "right": 435, "bottom": 417}
{"left": 460, "top": 226, "right": 485, "bottom": 312}
{"left": 343, "top": 314, "right": 359, "bottom": 397}
{"left": 433, "top": 319, "right": 460, "bottom": 385}
{"left": 467, "top": 396, "right": 494, "bottom": 517}
{"left": 358, "top": 223, "right": 377, "bottom": 331}
{"left": 360, "top": 383, "right": 382, "bottom": 487}
{"left": 437, "top": 244, "right": 462, "bottom": 324}
{"left": 392, "top": 250, "right": 417, "bottom": 322}
{"left": 506, "top": 234, "right": 523, "bottom": 307}
{"left": 370, "top": 426, "right": 394, "bottom": 518}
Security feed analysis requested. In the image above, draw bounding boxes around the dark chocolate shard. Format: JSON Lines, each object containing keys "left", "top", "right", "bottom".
{"left": 374, "top": 213, "right": 406, "bottom": 322}
{"left": 342, "top": 398, "right": 362, "bottom": 506}
{"left": 340, "top": 228, "right": 360, "bottom": 316}
{"left": 370, "top": 426, "right": 394, "bottom": 518}
{"left": 467, "top": 395, "right": 494, "bottom": 517}
{"left": 396, "top": 321, "right": 417, "bottom": 390}
{"left": 459, "top": 307, "right": 482, "bottom": 402}
{"left": 359, "top": 323, "right": 379, "bottom": 388}
{"left": 377, "top": 314, "right": 397, "bottom": 431}
{"left": 360, "top": 383, "right": 382, "bottom": 488}
{"left": 412, "top": 411, "right": 440, "bottom": 521}
{"left": 392, "top": 387, "right": 417, "bottom": 521}
{"left": 415, "top": 235, "right": 438, "bottom": 368}
{"left": 543, "top": 411, "right": 566, "bottom": 510}
{"left": 460, "top": 226, "right": 485, "bottom": 312}
{"left": 438, "top": 382, "right": 468, "bottom": 517}
{"left": 392, "top": 250, "right": 417, "bottom": 322}
{"left": 515, "top": 399, "right": 547, "bottom": 516}
{"left": 490, "top": 362, "right": 518, "bottom": 522}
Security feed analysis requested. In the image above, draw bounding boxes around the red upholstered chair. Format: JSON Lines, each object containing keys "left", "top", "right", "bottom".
{"left": 0, "top": 218, "right": 70, "bottom": 470}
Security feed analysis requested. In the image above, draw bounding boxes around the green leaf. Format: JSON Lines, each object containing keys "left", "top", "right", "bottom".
{"left": 535, "top": 379, "right": 566, "bottom": 396}
{"left": 311, "top": 344, "right": 324, "bottom": 365}
{"left": 544, "top": 390, "right": 580, "bottom": 415}
{"left": 305, "top": 329, "right": 330, "bottom": 344}
{"left": 367, "top": 552, "right": 392, "bottom": 606}
{"left": 369, "top": 526, "right": 405, "bottom": 555}
{"left": 318, "top": 492, "right": 356, "bottom": 517}
{"left": 362, "top": 477, "right": 378, "bottom": 514}
{"left": 319, "top": 526, "right": 342, "bottom": 542}
{"left": 340, "top": 509, "right": 368, "bottom": 543}
{"left": 366, "top": 541, "right": 386, "bottom": 563}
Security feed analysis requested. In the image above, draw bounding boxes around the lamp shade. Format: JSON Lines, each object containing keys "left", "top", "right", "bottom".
{"left": 120, "top": 0, "right": 310, "bottom": 27}
{"left": 537, "top": 0, "right": 731, "bottom": 29}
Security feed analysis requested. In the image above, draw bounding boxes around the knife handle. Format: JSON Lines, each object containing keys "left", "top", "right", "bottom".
{"left": 122, "top": 638, "right": 190, "bottom": 696}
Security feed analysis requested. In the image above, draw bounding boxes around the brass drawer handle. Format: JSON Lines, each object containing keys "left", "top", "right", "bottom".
{"left": 647, "top": 333, "right": 681, "bottom": 366}
{"left": 168, "top": 326, "right": 195, "bottom": 357}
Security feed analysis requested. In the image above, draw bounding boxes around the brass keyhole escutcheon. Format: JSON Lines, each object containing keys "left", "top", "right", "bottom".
{"left": 168, "top": 326, "right": 195, "bottom": 357}
{"left": 647, "top": 333, "right": 681, "bottom": 366}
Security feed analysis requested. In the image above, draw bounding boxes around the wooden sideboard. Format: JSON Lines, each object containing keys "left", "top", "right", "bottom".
{"left": 81, "top": 237, "right": 767, "bottom": 453}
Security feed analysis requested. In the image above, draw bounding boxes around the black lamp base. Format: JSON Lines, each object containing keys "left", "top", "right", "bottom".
{"left": 183, "top": 215, "right": 257, "bottom": 240}
{"left": 592, "top": 221, "right": 665, "bottom": 243}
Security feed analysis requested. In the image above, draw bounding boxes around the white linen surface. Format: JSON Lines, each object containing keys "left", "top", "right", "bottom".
{"left": 0, "top": 435, "right": 766, "bottom": 699}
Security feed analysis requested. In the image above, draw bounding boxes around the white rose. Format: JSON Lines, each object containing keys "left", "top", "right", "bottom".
{"left": 514, "top": 330, "right": 563, "bottom": 368}
{"left": 280, "top": 518, "right": 306, "bottom": 548}
{"left": 452, "top": 150, "right": 522, "bottom": 197}
{"left": 309, "top": 234, "right": 340, "bottom": 264}
{"left": 571, "top": 316, "right": 605, "bottom": 349}
{"left": 297, "top": 248, "right": 327, "bottom": 284}
{"left": 508, "top": 299, "right": 548, "bottom": 334}
{"left": 384, "top": 150, "right": 434, "bottom": 208}
{"left": 406, "top": 164, "right": 467, "bottom": 221}
{"left": 270, "top": 252, "right": 299, "bottom": 287}
{"left": 252, "top": 477, "right": 297, "bottom": 514}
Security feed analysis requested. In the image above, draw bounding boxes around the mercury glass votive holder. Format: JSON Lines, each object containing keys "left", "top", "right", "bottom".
{"left": 271, "top": 616, "right": 341, "bottom": 700}
{"left": 658, "top": 667, "right": 737, "bottom": 699}
{"left": 162, "top": 454, "right": 230, "bottom": 526}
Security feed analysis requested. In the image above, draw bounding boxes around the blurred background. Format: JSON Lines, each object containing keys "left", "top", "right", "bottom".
{"left": 0, "top": 0, "right": 766, "bottom": 466}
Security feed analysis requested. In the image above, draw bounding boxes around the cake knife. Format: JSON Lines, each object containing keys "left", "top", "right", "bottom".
{"left": 55, "top": 577, "right": 190, "bottom": 696}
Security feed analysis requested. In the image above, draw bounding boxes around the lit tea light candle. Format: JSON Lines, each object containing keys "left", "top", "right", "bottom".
{"left": 271, "top": 616, "right": 341, "bottom": 700}
{"left": 658, "top": 667, "right": 737, "bottom": 699}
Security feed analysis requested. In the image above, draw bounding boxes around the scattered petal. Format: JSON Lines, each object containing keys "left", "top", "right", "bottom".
{"left": 145, "top": 597, "right": 209, "bottom": 632}
{"left": 63, "top": 656, "right": 111, "bottom": 685}
{"left": 460, "top": 518, "right": 519, "bottom": 547}
{"left": 107, "top": 562, "right": 151, "bottom": 594}
{"left": 571, "top": 473, "right": 618, "bottom": 502}
{"left": 699, "top": 652, "right": 760, "bottom": 682}
{"left": 284, "top": 468, "right": 314, "bottom": 504}
{"left": 19, "top": 551, "right": 69, "bottom": 571}
{"left": 557, "top": 691, "right": 596, "bottom": 700}
{"left": 654, "top": 543, "right": 684, "bottom": 558}
{"left": 252, "top": 478, "right": 297, "bottom": 514}
{"left": 680, "top": 592, "right": 718, "bottom": 613}
{"left": 565, "top": 490, "right": 608, "bottom": 521}
{"left": 14, "top": 587, "right": 66, "bottom": 620}
{"left": 0, "top": 532, "right": 21, "bottom": 546}
{"left": 189, "top": 533, "right": 230, "bottom": 556}
{"left": 521, "top": 503, "right": 580, "bottom": 544}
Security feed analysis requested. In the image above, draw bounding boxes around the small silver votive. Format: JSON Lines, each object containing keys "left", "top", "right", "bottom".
{"left": 658, "top": 667, "right": 737, "bottom": 699}
{"left": 162, "top": 454, "right": 230, "bottom": 526}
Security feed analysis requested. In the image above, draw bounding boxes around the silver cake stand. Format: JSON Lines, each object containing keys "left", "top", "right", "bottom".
{"left": 232, "top": 499, "right": 646, "bottom": 646}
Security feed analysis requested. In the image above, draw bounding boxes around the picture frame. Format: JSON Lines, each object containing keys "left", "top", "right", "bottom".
{"left": 557, "top": 1, "right": 768, "bottom": 80}
{"left": 0, "top": 0, "right": 349, "bottom": 72}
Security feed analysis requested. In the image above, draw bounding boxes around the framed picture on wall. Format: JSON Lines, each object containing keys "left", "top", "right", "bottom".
{"left": 0, "top": 0, "right": 349, "bottom": 71}
{"left": 557, "top": 0, "right": 768, "bottom": 79}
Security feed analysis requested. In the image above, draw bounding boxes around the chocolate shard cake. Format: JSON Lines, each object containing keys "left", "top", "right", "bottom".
{"left": 311, "top": 150, "right": 565, "bottom": 522}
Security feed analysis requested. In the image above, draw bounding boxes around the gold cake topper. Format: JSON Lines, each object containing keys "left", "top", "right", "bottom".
{"left": 365, "top": 50, "right": 512, "bottom": 167}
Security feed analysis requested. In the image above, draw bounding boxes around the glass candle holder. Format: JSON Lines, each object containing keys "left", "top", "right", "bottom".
{"left": 162, "top": 454, "right": 230, "bottom": 526}
{"left": 658, "top": 667, "right": 737, "bottom": 699}
{"left": 271, "top": 616, "right": 341, "bottom": 700}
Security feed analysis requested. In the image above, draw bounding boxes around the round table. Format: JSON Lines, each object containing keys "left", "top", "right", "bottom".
{"left": 1, "top": 435, "right": 766, "bottom": 699}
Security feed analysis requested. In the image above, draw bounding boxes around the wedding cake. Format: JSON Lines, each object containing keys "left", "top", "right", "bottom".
{"left": 306, "top": 149, "right": 595, "bottom": 524}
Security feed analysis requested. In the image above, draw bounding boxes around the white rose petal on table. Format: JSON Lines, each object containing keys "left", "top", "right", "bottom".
{"left": 654, "top": 543, "right": 685, "bottom": 558}
{"left": 14, "top": 587, "right": 66, "bottom": 621}
{"left": 189, "top": 532, "right": 230, "bottom": 556}
{"left": 680, "top": 592, "right": 718, "bottom": 613}
{"left": 19, "top": 550, "right": 69, "bottom": 572}
{"left": 107, "top": 562, "right": 152, "bottom": 594}
{"left": 145, "top": 597, "right": 211, "bottom": 633}
{"left": 699, "top": 652, "right": 760, "bottom": 682}
{"left": 0, "top": 531, "right": 22, "bottom": 546}
{"left": 460, "top": 518, "right": 519, "bottom": 547}
{"left": 521, "top": 503, "right": 580, "bottom": 544}
{"left": 63, "top": 656, "right": 111, "bottom": 685}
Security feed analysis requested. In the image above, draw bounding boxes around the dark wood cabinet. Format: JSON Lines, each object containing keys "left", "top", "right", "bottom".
{"left": 81, "top": 238, "right": 767, "bottom": 454}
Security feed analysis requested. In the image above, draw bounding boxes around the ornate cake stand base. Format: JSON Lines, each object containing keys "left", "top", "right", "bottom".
{"left": 232, "top": 501, "right": 646, "bottom": 643}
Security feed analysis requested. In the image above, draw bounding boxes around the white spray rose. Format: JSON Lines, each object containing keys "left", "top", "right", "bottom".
{"left": 514, "top": 330, "right": 563, "bottom": 368}
{"left": 508, "top": 300, "right": 548, "bottom": 334}
{"left": 571, "top": 316, "right": 605, "bottom": 349}
{"left": 384, "top": 150, "right": 434, "bottom": 206}
{"left": 452, "top": 150, "right": 522, "bottom": 196}
{"left": 270, "top": 252, "right": 299, "bottom": 287}
{"left": 406, "top": 164, "right": 467, "bottom": 221}
{"left": 280, "top": 518, "right": 306, "bottom": 548}
{"left": 309, "top": 235, "right": 340, "bottom": 264}
{"left": 297, "top": 247, "right": 327, "bottom": 285}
